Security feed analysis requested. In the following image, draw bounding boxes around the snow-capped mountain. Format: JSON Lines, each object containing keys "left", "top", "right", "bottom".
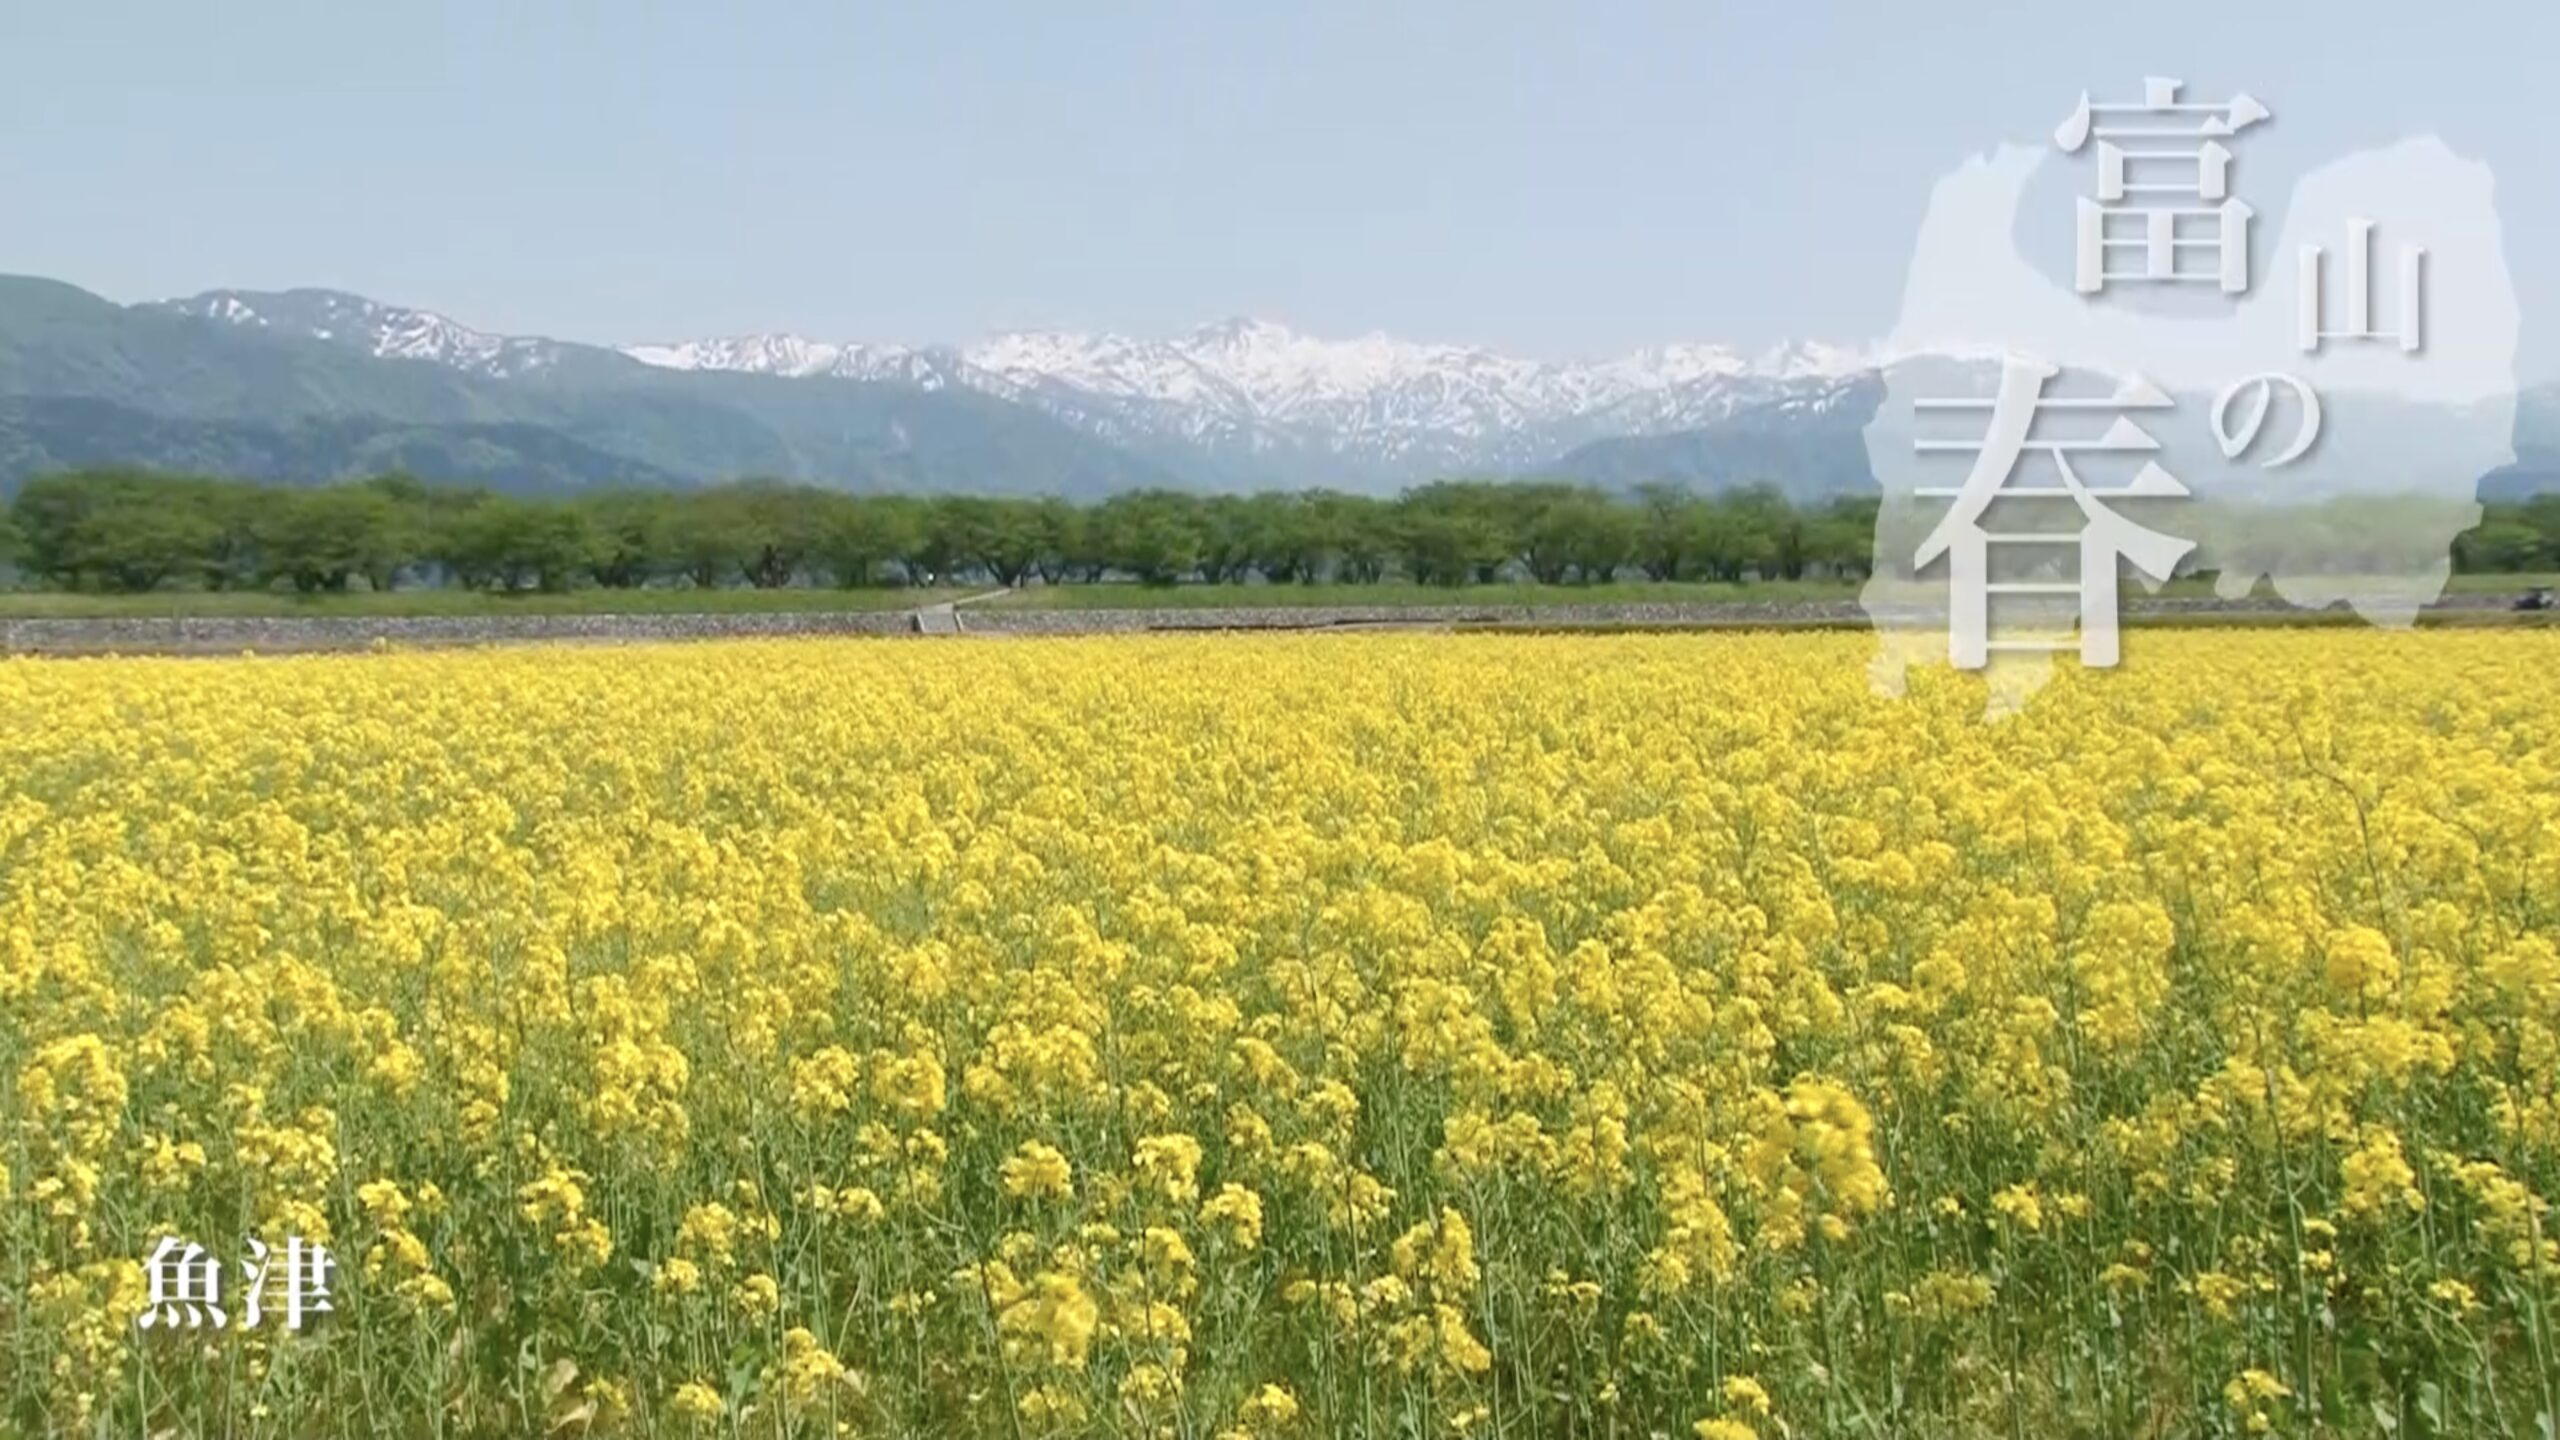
{"left": 621, "top": 334, "right": 961, "bottom": 390}
{"left": 153, "top": 285, "right": 1886, "bottom": 485}
{"left": 153, "top": 288, "right": 578, "bottom": 380}
{"left": 624, "top": 314, "right": 1883, "bottom": 481}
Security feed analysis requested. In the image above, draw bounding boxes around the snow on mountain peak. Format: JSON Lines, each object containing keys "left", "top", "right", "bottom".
{"left": 625, "top": 333, "right": 845, "bottom": 377}
{"left": 618, "top": 332, "right": 966, "bottom": 390}
{"left": 159, "top": 283, "right": 1888, "bottom": 478}
{"left": 156, "top": 287, "right": 566, "bottom": 378}
{"left": 623, "top": 315, "right": 1885, "bottom": 467}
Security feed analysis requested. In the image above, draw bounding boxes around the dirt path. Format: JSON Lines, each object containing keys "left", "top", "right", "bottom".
{"left": 909, "top": 587, "right": 1010, "bottom": 634}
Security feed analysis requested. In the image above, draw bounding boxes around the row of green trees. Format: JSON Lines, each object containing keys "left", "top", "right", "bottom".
{"left": 0, "top": 471, "right": 1886, "bottom": 593}
{"left": 2457, "top": 494, "right": 2560, "bottom": 573}
{"left": 5, "top": 469, "right": 2556, "bottom": 595}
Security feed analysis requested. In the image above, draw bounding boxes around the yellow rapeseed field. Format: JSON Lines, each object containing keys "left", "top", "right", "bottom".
{"left": 4, "top": 631, "right": 2557, "bottom": 1439}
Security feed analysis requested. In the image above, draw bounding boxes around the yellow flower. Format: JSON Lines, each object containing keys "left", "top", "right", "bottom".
{"left": 2427, "top": 1278, "right": 2478, "bottom": 1314}
{"left": 1117, "top": 1362, "right": 1180, "bottom": 1410}
{"left": 731, "top": 1272, "right": 780, "bottom": 1317}
{"left": 790, "top": 1046, "right": 862, "bottom": 1117}
{"left": 1721, "top": 1375, "right": 1772, "bottom": 1415}
{"left": 670, "top": 1382, "right": 724, "bottom": 1423}
{"left": 1910, "top": 1269, "right": 1996, "bottom": 1319}
{"left": 1133, "top": 1133, "right": 1203, "bottom": 1205}
{"left": 1238, "top": 1383, "right": 1300, "bottom": 1429}
{"left": 653, "top": 1257, "right": 702, "bottom": 1297}
{"left": 2321, "top": 926, "right": 2400, "bottom": 1001}
{"left": 12, "top": 627, "right": 2560, "bottom": 1431}
{"left": 677, "top": 1202, "right": 742, "bottom": 1269}
{"left": 1000, "top": 1140, "right": 1075, "bottom": 1202}
{"left": 1017, "top": 1381, "right": 1088, "bottom": 1427}
{"left": 777, "top": 1327, "right": 853, "bottom": 1403}
{"left": 999, "top": 1271, "right": 1100, "bottom": 1370}
{"left": 1200, "top": 1182, "right": 1265, "bottom": 1249}
{"left": 1389, "top": 1207, "right": 1480, "bottom": 1293}
{"left": 355, "top": 1178, "right": 410, "bottom": 1229}
{"left": 2191, "top": 1271, "right": 2250, "bottom": 1320}
{"left": 1991, "top": 1183, "right": 2044, "bottom": 1233}
{"left": 2340, "top": 1127, "right": 2425, "bottom": 1218}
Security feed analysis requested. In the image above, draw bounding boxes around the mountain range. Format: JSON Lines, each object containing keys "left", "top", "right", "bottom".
{"left": 1, "top": 274, "right": 2552, "bottom": 499}
{"left": 621, "top": 314, "right": 1882, "bottom": 485}
{"left": 0, "top": 277, "right": 1169, "bottom": 499}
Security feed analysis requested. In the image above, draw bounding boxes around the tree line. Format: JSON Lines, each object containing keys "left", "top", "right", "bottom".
{"left": 2, "top": 469, "right": 2555, "bottom": 595}
{"left": 0, "top": 471, "right": 1885, "bottom": 593}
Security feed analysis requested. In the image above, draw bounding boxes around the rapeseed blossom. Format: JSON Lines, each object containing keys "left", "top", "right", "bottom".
{"left": 2, "top": 630, "right": 2555, "bottom": 1437}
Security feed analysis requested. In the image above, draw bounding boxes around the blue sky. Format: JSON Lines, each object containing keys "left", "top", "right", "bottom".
{"left": 4, "top": 1, "right": 2553, "bottom": 371}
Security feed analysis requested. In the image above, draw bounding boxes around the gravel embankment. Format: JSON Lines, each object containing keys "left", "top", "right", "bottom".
{"left": 0, "top": 609, "right": 916, "bottom": 656}
{"left": 0, "top": 590, "right": 2525, "bottom": 656}
{"left": 964, "top": 592, "right": 2514, "bottom": 634}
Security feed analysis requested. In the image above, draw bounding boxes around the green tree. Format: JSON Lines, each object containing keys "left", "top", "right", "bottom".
{"left": 919, "top": 497, "right": 997, "bottom": 584}
{"left": 1804, "top": 496, "right": 1880, "bottom": 580}
{"left": 1053, "top": 496, "right": 1115, "bottom": 582}
{"left": 9, "top": 470, "right": 121, "bottom": 587}
{"left": 1518, "top": 489, "right": 1633, "bottom": 584}
{"left": 432, "top": 495, "right": 508, "bottom": 591}
{"left": 1093, "top": 490, "right": 1204, "bottom": 585}
{"left": 432, "top": 496, "right": 594, "bottom": 592}
{"left": 978, "top": 499, "right": 1049, "bottom": 587}
{"left": 8, "top": 469, "right": 228, "bottom": 591}
{"left": 717, "top": 481, "right": 824, "bottom": 589}
{"left": 1723, "top": 485, "right": 1805, "bottom": 580}
{"left": 506, "top": 505, "right": 600, "bottom": 592}
{"left": 1317, "top": 492, "right": 1393, "bottom": 583}
{"left": 1196, "top": 495, "right": 1258, "bottom": 584}
{"left": 1682, "top": 490, "right": 1783, "bottom": 583}
{"left": 1562, "top": 494, "right": 1638, "bottom": 583}
{"left": 813, "top": 495, "right": 925, "bottom": 588}
{"left": 262, "top": 485, "right": 412, "bottom": 593}
{"left": 2454, "top": 516, "right": 2548, "bottom": 573}
{"left": 665, "top": 491, "right": 757, "bottom": 589}
{"left": 1026, "top": 498, "right": 1083, "bottom": 585}
{"left": 84, "top": 488, "right": 221, "bottom": 590}
{"left": 1632, "top": 483, "right": 1701, "bottom": 581}
{"left": 1242, "top": 492, "right": 1325, "bottom": 583}
{"left": 190, "top": 479, "right": 269, "bottom": 592}
{"left": 1396, "top": 484, "right": 1513, "bottom": 586}
{"left": 582, "top": 491, "right": 677, "bottom": 588}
